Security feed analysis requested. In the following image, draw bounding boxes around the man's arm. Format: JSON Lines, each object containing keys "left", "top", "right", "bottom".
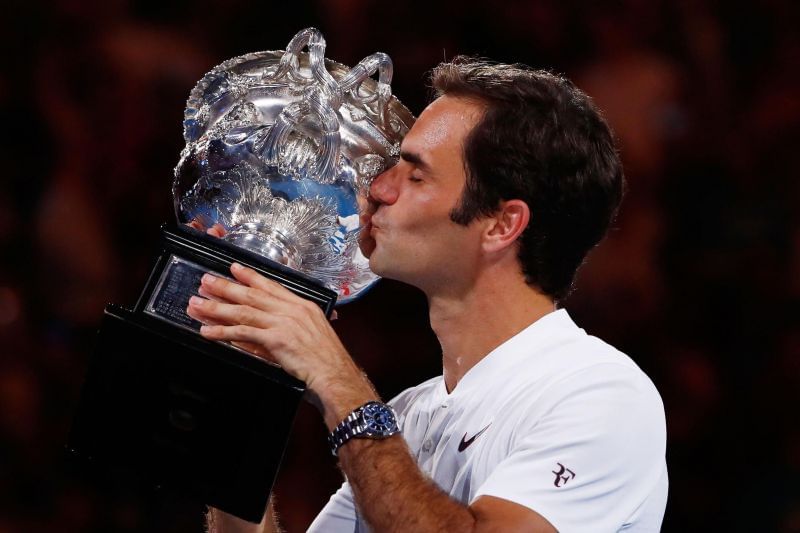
{"left": 332, "top": 436, "right": 556, "bottom": 532}
{"left": 187, "top": 264, "right": 556, "bottom": 532}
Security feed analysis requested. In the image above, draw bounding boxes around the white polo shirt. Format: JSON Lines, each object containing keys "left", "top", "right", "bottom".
{"left": 309, "top": 309, "right": 668, "bottom": 532}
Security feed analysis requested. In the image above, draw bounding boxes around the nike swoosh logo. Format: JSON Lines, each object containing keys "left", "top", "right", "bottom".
{"left": 458, "top": 423, "right": 492, "bottom": 452}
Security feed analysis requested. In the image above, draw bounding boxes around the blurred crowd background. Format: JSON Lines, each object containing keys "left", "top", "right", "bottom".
{"left": 1, "top": 0, "right": 798, "bottom": 531}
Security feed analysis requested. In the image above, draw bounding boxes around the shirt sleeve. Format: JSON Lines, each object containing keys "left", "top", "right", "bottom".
{"left": 307, "top": 481, "right": 360, "bottom": 533}
{"left": 472, "top": 363, "right": 668, "bottom": 533}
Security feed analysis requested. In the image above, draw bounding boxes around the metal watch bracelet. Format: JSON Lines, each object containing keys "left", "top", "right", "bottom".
{"left": 328, "top": 401, "right": 399, "bottom": 456}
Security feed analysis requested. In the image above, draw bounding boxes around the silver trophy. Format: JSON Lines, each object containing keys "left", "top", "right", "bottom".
{"left": 174, "top": 27, "right": 415, "bottom": 303}
{"left": 67, "top": 29, "right": 415, "bottom": 523}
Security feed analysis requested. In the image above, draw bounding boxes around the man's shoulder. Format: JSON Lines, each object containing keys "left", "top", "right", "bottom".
{"left": 499, "top": 312, "right": 649, "bottom": 385}
{"left": 537, "top": 336, "right": 660, "bottom": 409}
{"left": 488, "top": 313, "right": 664, "bottom": 421}
{"left": 552, "top": 330, "right": 659, "bottom": 397}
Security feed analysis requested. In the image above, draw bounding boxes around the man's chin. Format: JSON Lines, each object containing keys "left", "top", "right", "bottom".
{"left": 367, "top": 250, "right": 399, "bottom": 280}
{"left": 368, "top": 256, "right": 416, "bottom": 288}
{"left": 367, "top": 253, "right": 386, "bottom": 277}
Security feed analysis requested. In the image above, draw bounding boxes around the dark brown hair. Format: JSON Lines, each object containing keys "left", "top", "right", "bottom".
{"left": 432, "top": 57, "right": 624, "bottom": 301}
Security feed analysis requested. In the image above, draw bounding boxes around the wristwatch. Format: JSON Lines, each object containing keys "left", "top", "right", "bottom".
{"left": 328, "top": 401, "right": 400, "bottom": 456}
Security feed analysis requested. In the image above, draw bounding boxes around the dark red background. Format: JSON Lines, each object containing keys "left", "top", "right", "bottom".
{"left": 1, "top": 0, "right": 798, "bottom": 531}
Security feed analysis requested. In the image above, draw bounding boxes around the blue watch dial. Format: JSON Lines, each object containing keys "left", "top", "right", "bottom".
{"left": 362, "top": 402, "right": 398, "bottom": 434}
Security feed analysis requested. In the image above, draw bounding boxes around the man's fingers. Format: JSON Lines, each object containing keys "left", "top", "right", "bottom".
{"left": 198, "top": 272, "right": 277, "bottom": 311}
{"left": 186, "top": 300, "right": 280, "bottom": 364}
{"left": 197, "top": 285, "right": 234, "bottom": 304}
{"left": 201, "top": 264, "right": 312, "bottom": 313}
{"left": 207, "top": 223, "right": 227, "bottom": 238}
{"left": 230, "top": 340, "right": 280, "bottom": 364}
{"left": 199, "top": 265, "right": 297, "bottom": 309}
{"left": 228, "top": 263, "right": 296, "bottom": 299}
{"left": 188, "top": 295, "right": 276, "bottom": 329}
{"left": 199, "top": 324, "right": 285, "bottom": 367}
{"left": 187, "top": 298, "right": 245, "bottom": 327}
{"left": 199, "top": 323, "right": 273, "bottom": 348}
{"left": 186, "top": 305, "right": 226, "bottom": 327}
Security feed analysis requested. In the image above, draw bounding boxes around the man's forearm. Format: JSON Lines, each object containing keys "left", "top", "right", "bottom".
{"left": 313, "top": 369, "right": 477, "bottom": 531}
{"left": 337, "top": 437, "right": 477, "bottom": 532}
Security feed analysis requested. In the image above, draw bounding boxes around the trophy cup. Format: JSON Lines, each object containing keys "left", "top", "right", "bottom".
{"left": 67, "top": 28, "right": 414, "bottom": 522}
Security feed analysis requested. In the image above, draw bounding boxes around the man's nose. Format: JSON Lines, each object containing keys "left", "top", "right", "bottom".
{"left": 368, "top": 166, "right": 400, "bottom": 205}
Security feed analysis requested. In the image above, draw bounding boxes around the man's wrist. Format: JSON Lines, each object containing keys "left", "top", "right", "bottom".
{"left": 307, "top": 371, "right": 379, "bottom": 431}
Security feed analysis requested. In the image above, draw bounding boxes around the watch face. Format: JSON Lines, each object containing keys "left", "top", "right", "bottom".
{"left": 362, "top": 402, "right": 398, "bottom": 435}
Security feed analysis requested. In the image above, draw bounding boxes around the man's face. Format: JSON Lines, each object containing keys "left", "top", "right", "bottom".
{"left": 363, "top": 95, "right": 486, "bottom": 294}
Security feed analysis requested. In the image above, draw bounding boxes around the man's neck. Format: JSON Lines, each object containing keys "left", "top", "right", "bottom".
{"left": 426, "top": 269, "right": 555, "bottom": 392}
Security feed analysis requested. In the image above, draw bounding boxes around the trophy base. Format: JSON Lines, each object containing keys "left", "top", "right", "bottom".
{"left": 66, "top": 225, "right": 338, "bottom": 523}
{"left": 66, "top": 306, "right": 301, "bottom": 523}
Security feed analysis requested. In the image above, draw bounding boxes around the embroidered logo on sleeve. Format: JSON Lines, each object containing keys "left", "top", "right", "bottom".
{"left": 457, "top": 423, "right": 492, "bottom": 452}
{"left": 552, "top": 463, "right": 576, "bottom": 487}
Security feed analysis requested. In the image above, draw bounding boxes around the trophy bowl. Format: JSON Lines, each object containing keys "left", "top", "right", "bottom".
{"left": 173, "top": 27, "right": 415, "bottom": 303}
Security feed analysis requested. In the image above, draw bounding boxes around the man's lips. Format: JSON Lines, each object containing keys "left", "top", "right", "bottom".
{"left": 363, "top": 213, "right": 383, "bottom": 232}
{"left": 357, "top": 214, "right": 379, "bottom": 257}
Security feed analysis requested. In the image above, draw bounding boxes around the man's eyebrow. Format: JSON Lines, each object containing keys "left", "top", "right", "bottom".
{"left": 400, "top": 150, "right": 431, "bottom": 172}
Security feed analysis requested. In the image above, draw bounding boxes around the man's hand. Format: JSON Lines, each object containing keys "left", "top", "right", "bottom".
{"left": 186, "top": 219, "right": 227, "bottom": 238}
{"left": 186, "top": 263, "right": 376, "bottom": 427}
{"left": 207, "top": 498, "right": 283, "bottom": 533}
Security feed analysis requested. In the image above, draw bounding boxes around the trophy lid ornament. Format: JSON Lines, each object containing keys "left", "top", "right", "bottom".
{"left": 174, "top": 28, "right": 415, "bottom": 303}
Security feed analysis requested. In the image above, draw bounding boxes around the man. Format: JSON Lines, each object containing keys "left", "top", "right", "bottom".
{"left": 187, "top": 57, "right": 668, "bottom": 532}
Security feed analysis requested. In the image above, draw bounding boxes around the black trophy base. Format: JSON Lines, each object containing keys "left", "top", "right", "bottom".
{"left": 66, "top": 225, "right": 338, "bottom": 523}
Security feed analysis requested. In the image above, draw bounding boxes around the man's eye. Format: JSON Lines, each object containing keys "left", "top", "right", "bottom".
{"left": 409, "top": 176, "right": 423, "bottom": 183}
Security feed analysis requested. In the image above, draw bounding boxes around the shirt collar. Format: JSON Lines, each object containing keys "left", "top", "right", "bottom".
{"left": 444, "top": 308, "right": 581, "bottom": 399}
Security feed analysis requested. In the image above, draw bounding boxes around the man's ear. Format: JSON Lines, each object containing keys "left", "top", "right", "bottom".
{"left": 481, "top": 199, "right": 530, "bottom": 254}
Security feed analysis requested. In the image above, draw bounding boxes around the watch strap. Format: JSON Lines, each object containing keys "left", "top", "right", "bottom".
{"left": 328, "top": 401, "right": 399, "bottom": 456}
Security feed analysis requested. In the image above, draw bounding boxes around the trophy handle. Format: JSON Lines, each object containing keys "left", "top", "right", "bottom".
{"left": 340, "top": 53, "right": 393, "bottom": 105}
{"left": 261, "top": 28, "right": 343, "bottom": 184}
{"left": 276, "top": 28, "right": 342, "bottom": 108}
{"left": 342, "top": 53, "right": 393, "bottom": 128}
{"left": 260, "top": 90, "right": 341, "bottom": 184}
{"left": 264, "top": 29, "right": 397, "bottom": 181}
